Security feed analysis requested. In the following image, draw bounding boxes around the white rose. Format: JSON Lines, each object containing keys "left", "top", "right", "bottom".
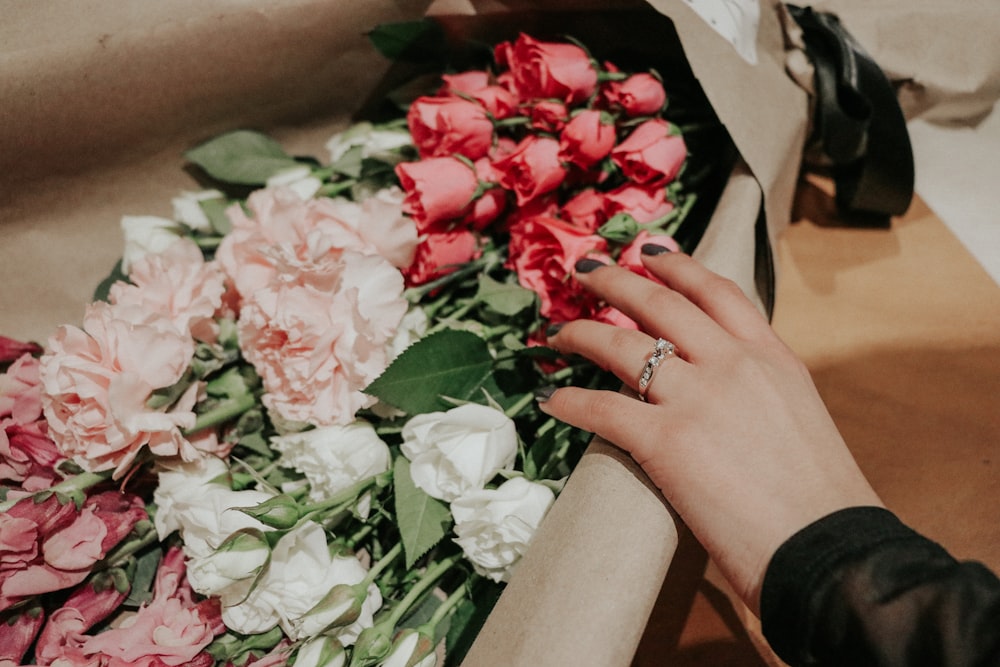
{"left": 326, "top": 122, "right": 412, "bottom": 163}
{"left": 267, "top": 165, "right": 322, "bottom": 200}
{"left": 452, "top": 477, "right": 555, "bottom": 583}
{"left": 120, "top": 215, "right": 181, "bottom": 274}
{"left": 223, "top": 522, "right": 381, "bottom": 642}
{"left": 382, "top": 629, "right": 437, "bottom": 667}
{"left": 401, "top": 404, "right": 518, "bottom": 502}
{"left": 172, "top": 189, "right": 224, "bottom": 231}
{"left": 271, "top": 422, "right": 390, "bottom": 506}
{"left": 153, "top": 458, "right": 274, "bottom": 559}
{"left": 295, "top": 636, "right": 347, "bottom": 667}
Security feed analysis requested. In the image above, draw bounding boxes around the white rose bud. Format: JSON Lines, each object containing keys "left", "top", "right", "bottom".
{"left": 171, "top": 189, "right": 224, "bottom": 231}
{"left": 266, "top": 165, "right": 322, "bottom": 200}
{"left": 452, "top": 477, "right": 555, "bottom": 582}
{"left": 185, "top": 529, "right": 270, "bottom": 596}
{"left": 120, "top": 215, "right": 181, "bottom": 274}
{"left": 295, "top": 636, "right": 347, "bottom": 667}
{"left": 271, "top": 422, "right": 391, "bottom": 513}
{"left": 401, "top": 404, "right": 518, "bottom": 502}
{"left": 382, "top": 628, "right": 437, "bottom": 667}
{"left": 326, "top": 122, "right": 413, "bottom": 164}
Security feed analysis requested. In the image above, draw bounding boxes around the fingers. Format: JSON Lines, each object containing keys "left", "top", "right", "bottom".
{"left": 546, "top": 319, "right": 691, "bottom": 402}
{"left": 572, "top": 259, "right": 727, "bottom": 361}
{"left": 639, "top": 250, "right": 774, "bottom": 343}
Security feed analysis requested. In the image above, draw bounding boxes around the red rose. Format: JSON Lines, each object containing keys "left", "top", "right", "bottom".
{"left": 611, "top": 119, "right": 687, "bottom": 185}
{"left": 560, "top": 188, "right": 608, "bottom": 232}
{"left": 404, "top": 230, "right": 480, "bottom": 286}
{"left": 604, "top": 183, "right": 674, "bottom": 223}
{"left": 494, "top": 136, "right": 568, "bottom": 206}
{"left": 499, "top": 34, "right": 598, "bottom": 105}
{"left": 618, "top": 230, "right": 680, "bottom": 281}
{"left": 396, "top": 157, "right": 478, "bottom": 230}
{"left": 602, "top": 73, "right": 667, "bottom": 116}
{"left": 559, "top": 109, "right": 617, "bottom": 169}
{"left": 439, "top": 71, "right": 518, "bottom": 120}
{"left": 507, "top": 215, "right": 608, "bottom": 321}
{"left": 529, "top": 100, "right": 569, "bottom": 132}
{"left": 463, "top": 158, "right": 506, "bottom": 231}
{"left": 406, "top": 95, "right": 494, "bottom": 160}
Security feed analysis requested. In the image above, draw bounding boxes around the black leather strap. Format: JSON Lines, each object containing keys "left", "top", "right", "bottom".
{"left": 788, "top": 5, "right": 915, "bottom": 224}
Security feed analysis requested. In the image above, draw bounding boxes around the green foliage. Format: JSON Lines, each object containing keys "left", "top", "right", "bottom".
{"left": 393, "top": 457, "right": 452, "bottom": 569}
{"left": 184, "top": 130, "right": 303, "bottom": 185}
{"left": 368, "top": 20, "right": 447, "bottom": 62}
{"left": 475, "top": 274, "right": 536, "bottom": 316}
{"left": 92, "top": 259, "right": 128, "bottom": 302}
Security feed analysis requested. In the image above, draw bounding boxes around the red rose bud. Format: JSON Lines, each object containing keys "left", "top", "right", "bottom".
{"left": 603, "top": 72, "right": 667, "bottom": 116}
{"left": 406, "top": 95, "right": 494, "bottom": 161}
{"left": 529, "top": 100, "right": 569, "bottom": 132}
{"left": 439, "top": 71, "right": 518, "bottom": 120}
{"left": 618, "top": 230, "right": 680, "bottom": 282}
{"left": 404, "top": 229, "right": 481, "bottom": 287}
{"left": 611, "top": 119, "right": 687, "bottom": 185}
{"left": 560, "top": 188, "right": 608, "bottom": 233}
{"left": 0, "top": 602, "right": 44, "bottom": 663}
{"left": 504, "top": 33, "right": 598, "bottom": 105}
{"left": 559, "top": 109, "right": 617, "bottom": 169}
{"left": 603, "top": 183, "right": 675, "bottom": 224}
{"left": 396, "top": 157, "right": 479, "bottom": 231}
{"left": 494, "top": 136, "right": 568, "bottom": 206}
{"left": 0, "top": 337, "right": 42, "bottom": 364}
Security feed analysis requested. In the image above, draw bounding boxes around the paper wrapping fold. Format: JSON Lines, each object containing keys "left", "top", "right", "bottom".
{"left": 0, "top": 2, "right": 804, "bottom": 664}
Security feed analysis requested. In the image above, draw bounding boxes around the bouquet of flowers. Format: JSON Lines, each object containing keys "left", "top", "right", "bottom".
{"left": 0, "top": 25, "right": 725, "bottom": 667}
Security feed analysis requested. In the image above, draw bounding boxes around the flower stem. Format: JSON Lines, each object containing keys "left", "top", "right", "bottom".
{"left": 504, "top": 392, "right": 535, "bottom": 419}
{"left": 0, "top": 470, "right": 112, "bottom": 512}
{"left": 388, "top": 553, "right": 462, "bottom": 628}
{"left": 364, "top": 542, "right": 403, "bottom": 585}
{"left": 424, "top": 580, "right": 470, "bottom": 629}
{"left": 186, "top": 393, "right": 256, "bottom": 434}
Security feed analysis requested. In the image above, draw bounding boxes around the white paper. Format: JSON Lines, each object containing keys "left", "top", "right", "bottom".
{"left": 681, "top": 0, "right": 759, "bottom": 64}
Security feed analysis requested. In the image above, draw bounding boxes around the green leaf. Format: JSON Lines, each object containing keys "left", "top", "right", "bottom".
{"left": 368, "top": 20, "right": 446, "bottom": 62}
{"left": 184, "top": 130, "right": 302, "bottom": 185}
{"left": 199, "top": 196, "right": 232, "bottom": 235}
{"left": 124, "top": 547, "right": 162, "bottom": 608}
{"left": 393, "top": 457, "right": 451, "bottom": 569}
{"left": 475, "top": 274, "right": 536, "bottom": 316}
{"left": 92, "top": 259, "right": 128, "bottom": 302}
{"left": 365, "top": 330, "right": 493, "bottom": 415}
{"left": 444, "top": 578, "right": 504, "bottom": 665}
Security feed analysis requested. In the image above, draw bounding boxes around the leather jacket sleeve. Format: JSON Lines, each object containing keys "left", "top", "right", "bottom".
{"left": 760, "top": 506, "right": 1000, "bottom": 666}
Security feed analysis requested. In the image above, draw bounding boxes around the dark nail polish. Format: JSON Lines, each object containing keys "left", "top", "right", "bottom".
{"left": 545, "top": 322, "right": 565, "bottom": 337}
{"left": 574, "top": 258, "right": 606, "bottom": 273}
{"left": 641, "top": 243, "right": 673, "bottom": 256}
{"left": 533, "top": 386, "right": 557, "bottom": 403}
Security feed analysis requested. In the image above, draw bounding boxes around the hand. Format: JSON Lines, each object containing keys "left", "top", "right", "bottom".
{"left": 538, "top": 247, "right": 882, "bottom": 613}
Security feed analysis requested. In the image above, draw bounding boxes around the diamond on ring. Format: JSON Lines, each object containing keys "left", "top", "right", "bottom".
{"left": 638, "top": 338, "right": 676, "bottom": 400}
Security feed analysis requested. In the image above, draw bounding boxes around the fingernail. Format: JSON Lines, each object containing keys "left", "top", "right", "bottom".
{"left": 533, "top": 386, "right": 557, "bottom": 403}
{"left": 641, "top": 243, "right": 673, "bottom": 256}
{"left": 545, "top": 322, "right": 565, "bottom": 337}
{"left": 574, "top": 258, "right": 606, "bottom": 273}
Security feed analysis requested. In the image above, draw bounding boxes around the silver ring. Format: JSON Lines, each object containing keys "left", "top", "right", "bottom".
{"left": 638, "top": 338, "right": 676, "bottom": 400}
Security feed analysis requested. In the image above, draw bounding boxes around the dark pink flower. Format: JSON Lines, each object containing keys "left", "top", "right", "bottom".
{"left": 0, "top": 337, "right": 42, "bottom": 365}
{"left": 0, "top": 603, "right": 45, "bottom": 664}
{"left": 493, "top": 136, "right": 567, "bottom": 206}
{"left": 406, "top": 95, "right": 494, "bottom": 160}
{"left": 559, "top": 109, "right": 617, "bottom": 169}
{"left": 610, "top": 119, "right": 687, "bottom": 185}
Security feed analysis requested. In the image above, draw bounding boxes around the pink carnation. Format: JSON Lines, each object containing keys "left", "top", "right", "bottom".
{"left": 110, "top": 238, "right": 227, "bottom": 343}
{"left": 238, "top": 248, "right": 407, "bottom": 426}
{"left": 39, "top": 302, "right": 198, "bottom": 478}
{"left": 1, "top": 354, "right": 64, "bottom": 491}
{"left": 217, "top": 186, "right": 417, "bottom": 303}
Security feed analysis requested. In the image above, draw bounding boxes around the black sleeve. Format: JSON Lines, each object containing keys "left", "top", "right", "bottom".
{"left": 760, "top": 506, "right": 1000, "bottom": 666}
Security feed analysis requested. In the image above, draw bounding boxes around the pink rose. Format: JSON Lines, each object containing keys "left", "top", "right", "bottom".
{"left": 559, "top": 109, "right": 617, "bottom": 169}
{"left": 396, "top": 157, "right": 479, "bottom": 231}
{"left": 494, "top": 136, "right": 567, "bottom": 206}
{"left": 610, "top": 119, "right": 687, "bottom": 185}
{"left": 604, "top": 183, "right": 675, "bottom": 224}
{"left": 81, "top": 547, "right": 222, "bottom": 667}
{"left": 404, "top": 229, "right": 480, "bottom": 287}
{"left": 618, "top": 231, "right": 681, "bottom": 281}
{"left": 217, "top": 187, "right": 416, "bottom": 302}
{"left": 559, "top": 189, "right": 608, "bottom": 233}
{"left": 507, "top": 215, "right": 608, "bottom": 321}
{"left": 40, "top": 302, "right": 197, "bottom": 478}
{"left": 529, "top": 100, "right": 569, "bottom": 133}
{"left": 110, "top": 238, "right": 227, "bottom": 343}
{"left": 406, "top": 95, "right": 495, "bottom": 160}
{"left": 499, "top": 34, "right": 598, "bottom": 104}
{"left": 0, "top": 337, "right": 41, "bottom": 365}
{"left": 238, "top": 249, "right": 407, "bottom": 426}
{"left": 439, "top": 71, "right": 518, "bottom": 120}
{"left": 602, "top": 72, "right": 667, "bottom": 116}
